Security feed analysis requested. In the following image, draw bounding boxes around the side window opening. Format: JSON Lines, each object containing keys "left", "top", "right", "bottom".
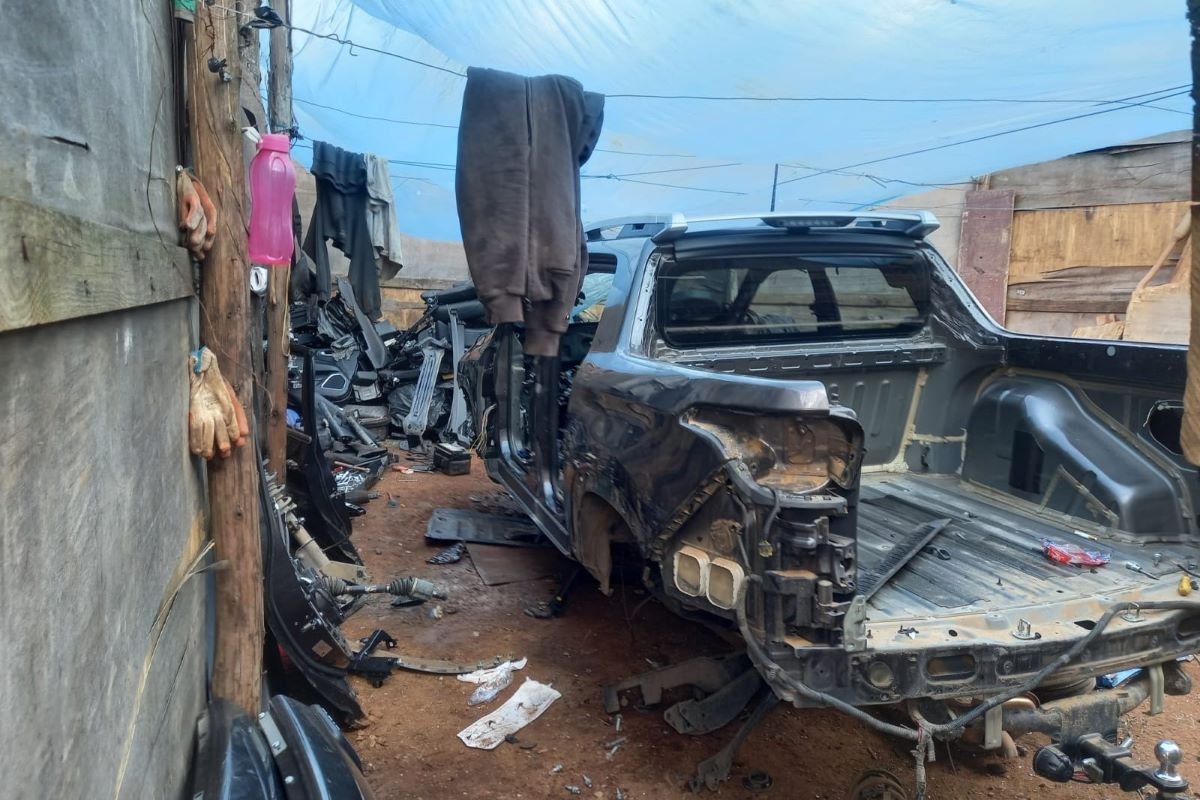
{"left": 572, "top": 251, "right": 618, "bottom": 324}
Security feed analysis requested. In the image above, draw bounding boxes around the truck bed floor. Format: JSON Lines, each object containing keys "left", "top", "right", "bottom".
{"left": 859, "top": 474, "right": 1177, "bottom": 619}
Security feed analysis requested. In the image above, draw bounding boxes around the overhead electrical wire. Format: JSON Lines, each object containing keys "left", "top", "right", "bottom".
{"left": 781, "top": 162, "right": 977, "bottom": 190}
{"left": 780, "top": 86, "right": 1191, "bottom": 191}
{"left": 292, "top": 140, "right": 741, "bottom": 194}
{"left": 600, "top": 162, "right": 742, "bottom": 178}
{"left": 592, "top": 176, "right": 746, "bottom": 195}
{"left": 291, "top": 95, "right": 700, "bottom": 158}
{"left": 595, "top": 147, "right": 697, "bottom": 157}
{"left": 291, "top": 25, "right": 468, "bottom": 77}
{"left": 605, "top": 92, "right": 1191, "bottom": 111}
{"left": 295, "top": 98, "right": 459, "bottom": 128}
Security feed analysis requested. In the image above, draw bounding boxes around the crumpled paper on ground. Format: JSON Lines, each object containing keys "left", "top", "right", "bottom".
{"left": 457, "top": 657, "right": 527, "bottom": 706}
{"left": 457, "top": 678, "right": 561, "bottom": 750}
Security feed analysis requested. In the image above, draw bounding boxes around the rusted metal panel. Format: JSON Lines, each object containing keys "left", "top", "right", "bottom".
{"left": 957, "top": 189, "right": 1015, "bottom": 324}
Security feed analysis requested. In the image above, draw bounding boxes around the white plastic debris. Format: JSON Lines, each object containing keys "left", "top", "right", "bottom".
{"left": 457, "top": 678, "right": 561, "bottom": 750}
{"left": 457, "top": 657, "right": 528, "bottom": 706}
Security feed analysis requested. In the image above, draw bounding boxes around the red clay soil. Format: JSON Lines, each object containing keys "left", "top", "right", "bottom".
{"left": 340, "top": 464, "right": 1200, "bottom": 800}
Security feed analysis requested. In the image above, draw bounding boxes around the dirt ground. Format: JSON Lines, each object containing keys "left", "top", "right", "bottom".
{"left": 340, "top": 463, "right": 1200, "bottom": 800}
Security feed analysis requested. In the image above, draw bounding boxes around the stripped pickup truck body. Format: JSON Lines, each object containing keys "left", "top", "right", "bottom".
{"left": 460, "top": 211, "right": 1200, "bottom": 760}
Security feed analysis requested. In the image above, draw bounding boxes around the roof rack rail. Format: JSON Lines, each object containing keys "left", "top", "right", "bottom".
{"left": 648, "top": 211, "right": 941, "bottom": 243}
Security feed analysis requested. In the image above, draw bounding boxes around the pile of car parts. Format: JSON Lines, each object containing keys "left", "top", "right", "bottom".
{"left": 288, "top": 278, "right": 489, "bottom": 451}
{"left": 261, "top": 445, "right": 451, "bottom": 723}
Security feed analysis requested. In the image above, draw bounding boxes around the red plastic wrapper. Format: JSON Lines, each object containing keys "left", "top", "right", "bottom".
{"left": 1042, "top": 539, "right": 1110, "bottom": 567}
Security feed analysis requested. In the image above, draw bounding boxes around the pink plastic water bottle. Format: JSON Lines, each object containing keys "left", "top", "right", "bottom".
{"left": 247, "top": 133, "right": 296, "bottom": 266}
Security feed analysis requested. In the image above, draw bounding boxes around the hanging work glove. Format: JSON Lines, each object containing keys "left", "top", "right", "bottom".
{"left": 188, "top": 347, "right": 249, "bottom": 459}
{"left": 177, "top": 168, "right": 216, "bottom": 260}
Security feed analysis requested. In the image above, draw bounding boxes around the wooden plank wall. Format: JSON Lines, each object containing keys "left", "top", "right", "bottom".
{"left": 379, "top": 276, "right": 459, "bottom": 330}
{"left": 1004, "top": 201, "right": 1188, "bottom": 337}
{"left": 0, "top": 197, "right": 193, "bottom": 332}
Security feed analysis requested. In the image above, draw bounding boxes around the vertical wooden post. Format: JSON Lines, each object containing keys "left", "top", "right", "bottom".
{"left": 264, "top": 0, "right": 294, "bottom": 473}
{"left": 187, "top": 1, "right": 264, "bottom": 713}
{"left": 1184, "top": 0, "right": 1200, "bottom": 464}
{"left": 268, "top": 0, "right": 293, "bottom": 135}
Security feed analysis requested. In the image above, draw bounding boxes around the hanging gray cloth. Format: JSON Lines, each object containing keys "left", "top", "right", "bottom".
{"left": 365, "top": 152, "right": 404, "bottom": 281}
{"left": 455, "top": 67, "right": 604, "bottom": 356}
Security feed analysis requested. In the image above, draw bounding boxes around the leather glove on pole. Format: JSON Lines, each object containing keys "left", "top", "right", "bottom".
{"left": 188, "top": 347, "right": 249, "bottom": 459}
{"left": 176, "top": 169, "right": 216, "bottom": 261}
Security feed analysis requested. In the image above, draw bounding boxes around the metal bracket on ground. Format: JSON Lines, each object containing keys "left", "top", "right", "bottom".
{"left": 689, "top": 689, "right": 780, "bottom": 792}
{"left": 665, "top": 666, "right": 764, "bottom": 736}
{"left": 602, "top": 653, "right": 751, "bottom": 714}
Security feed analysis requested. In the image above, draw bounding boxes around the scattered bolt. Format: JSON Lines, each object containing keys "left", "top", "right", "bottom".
{"left": 550, "top": 764, "right": 563, "bottom": 774}
{"left": 607, "top": 744, "right": 621, "bottom": 760}
{"left": 1012, "top": 618, "right": 1041, "bottom": 640}
{"left": 614, "top": 713, "right": 622, "bottom": 733}
{"left": 615, "top": 790, "right": 626, "bottom": 800}
{"left": 584, "top": 775, "right": 593, "bottom": 788}
{"left": 565, "top": 785, "right": 582, "bottom": 795}
{"left": 605, "top": 736, "right": 627, "bottom": 749}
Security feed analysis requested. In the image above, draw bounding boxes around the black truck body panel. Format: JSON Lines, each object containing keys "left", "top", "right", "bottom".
{"left": 460, "top": 216, "right": 1200, "bottom": 732}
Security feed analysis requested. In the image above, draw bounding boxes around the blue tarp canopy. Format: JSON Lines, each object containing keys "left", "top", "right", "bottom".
{"left": 291, "top": 0, "right": 1190, "bottom": 241}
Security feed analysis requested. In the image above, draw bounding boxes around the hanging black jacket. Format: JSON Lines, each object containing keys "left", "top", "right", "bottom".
{"left": 301, "top": 141, "right": 382, "bottom": 320}
{"left": 455, "top": 68, "right": 604, "bottom": 356}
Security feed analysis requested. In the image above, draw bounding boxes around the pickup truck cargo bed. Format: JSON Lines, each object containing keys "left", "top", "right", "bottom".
{"left": 862, "top": 473, "right": 1187, "bottom": 629}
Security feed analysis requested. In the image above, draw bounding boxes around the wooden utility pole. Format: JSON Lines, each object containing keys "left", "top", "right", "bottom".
{"left": 187, "top": 2, "right": 264, "bottom": 714}
{"left": 264, "top": 0, "right": 294, "bottom": 473}
{"left": 1185, "top": 0, "right": 1200, "bottom": 464}
{"left": 267, "top": 0, "right": 294, "bottom": 135}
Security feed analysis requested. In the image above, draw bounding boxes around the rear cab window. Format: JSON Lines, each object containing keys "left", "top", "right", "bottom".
{"left": 655, "top": 252, "right": 931, "bottom": 348}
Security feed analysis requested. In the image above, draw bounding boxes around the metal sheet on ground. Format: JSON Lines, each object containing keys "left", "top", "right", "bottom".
{"left": 426, "top": 507, "right": 544, "bottom": 547}
{"left": 466, "top": 543, "right": 566, "bottom": 586}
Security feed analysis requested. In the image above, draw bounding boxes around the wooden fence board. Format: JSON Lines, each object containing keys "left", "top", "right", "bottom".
{"left": 957, "top": 189, "right": 1015, "bottom": 323}
{"left": 0, "top": 197, "right": 193, "bottom": 333}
